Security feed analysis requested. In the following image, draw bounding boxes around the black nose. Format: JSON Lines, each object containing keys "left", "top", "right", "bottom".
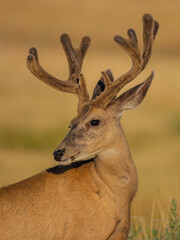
{"left": 53, "top": 149, "right": 65, "bottom": 161}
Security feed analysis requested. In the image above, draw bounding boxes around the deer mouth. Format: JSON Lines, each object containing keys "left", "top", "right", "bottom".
{"left": 59, "top": 152, "right": 80, "bottom": 165}
{"left": 59, "top": 152, "right": 97, "bottom": 166}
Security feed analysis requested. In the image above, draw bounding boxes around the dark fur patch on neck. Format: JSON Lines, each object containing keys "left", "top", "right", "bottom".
{"left": 46, "top": 158, "right": 94, "bottom": 175}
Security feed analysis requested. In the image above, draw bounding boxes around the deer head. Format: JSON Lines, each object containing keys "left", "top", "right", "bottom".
{"left": 27, "top": 14, "right": 159, "bottom": 166}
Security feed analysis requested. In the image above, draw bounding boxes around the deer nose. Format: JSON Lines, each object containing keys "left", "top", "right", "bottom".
{"left": 53, "top": 149, "right": 65, "bottom": 161}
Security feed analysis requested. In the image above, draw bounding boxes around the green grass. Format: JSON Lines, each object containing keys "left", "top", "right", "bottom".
{"left": 128, "top": 199, "right": 180, "bottom": 240}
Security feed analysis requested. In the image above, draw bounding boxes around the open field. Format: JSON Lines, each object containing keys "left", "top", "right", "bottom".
{"left": 0, "top": 0, "right": 180, "bottom": 231}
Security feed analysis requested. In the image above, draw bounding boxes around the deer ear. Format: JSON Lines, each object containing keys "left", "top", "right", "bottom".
{"left": 109, "top": 72, "right": 154, "bottom": 113}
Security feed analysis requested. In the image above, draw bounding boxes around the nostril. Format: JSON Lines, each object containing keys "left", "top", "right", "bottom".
{"left": 53, "top": 149, "right": 65, "bottom": 161}
{"left": 59, "top": 148, "right": 65, "bottom": 157}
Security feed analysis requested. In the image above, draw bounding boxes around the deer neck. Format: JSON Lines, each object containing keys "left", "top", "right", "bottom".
{"left": 92, "top": 125, "right": 138, "bottom": 200}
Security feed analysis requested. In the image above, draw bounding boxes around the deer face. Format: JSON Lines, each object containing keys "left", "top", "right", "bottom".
{"left": 53, "top": 107, "right": 119, "bottom": 165}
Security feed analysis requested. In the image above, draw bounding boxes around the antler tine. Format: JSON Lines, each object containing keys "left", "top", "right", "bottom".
{"left": 91, "top": 69, "right": 114, "bottom": 101}
{"left": 77, "top": 73, "right": 90, "bottom": 112}
{"left": 27, "top": 48, "right": 80, "bottom": 95}
{"left": 114, "top": 28, "right": 142, "bottom": 79}
{"left": 27, "top": 34, "right": 91, "bottom": 112}
{"left": 60, "top": 34, "right": 91, "bottom": 82}
{"left": 153, "top": 21, "right": 159, "bottom": 40}
{"left": 92, "top": 13, "right": 158, "bottom": 109}
{"left": 60, "top": 34, "right": 91, "bottom": 112}
{"left": 101, "top": 71, "right": 112, "bottom": 87}
{"left": 142, "top": 14, "right": 159, "bottom": 70}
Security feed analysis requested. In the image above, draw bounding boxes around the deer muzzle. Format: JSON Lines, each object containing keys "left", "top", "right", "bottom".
{"left": 53, "top": 148, "right": 65, "bottom": 161}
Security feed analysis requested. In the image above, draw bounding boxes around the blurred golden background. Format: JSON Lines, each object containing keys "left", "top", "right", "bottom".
{"left": 0, "top": 0, "right": 180, "bottom": 219}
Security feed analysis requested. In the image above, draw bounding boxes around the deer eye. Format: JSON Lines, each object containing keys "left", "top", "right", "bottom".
{"left": 90, "top": 120, "right": 100, "bottom": 126}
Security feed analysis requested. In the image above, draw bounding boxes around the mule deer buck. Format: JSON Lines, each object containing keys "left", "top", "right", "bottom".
{"left": 0, "top": 14, "right": 159, "bottom": 240}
